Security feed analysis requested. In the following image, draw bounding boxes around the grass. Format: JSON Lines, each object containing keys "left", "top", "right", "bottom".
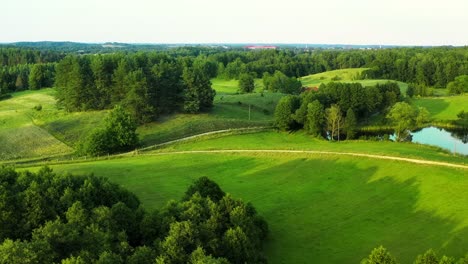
{"left": 1, "top": 87, "right": 283, "bottom": 160}
{"left": 25, "top": 148, "right": 468, "bottom": 263}
{"left": 413, "top": 94, "right": 468, "bottom": 121}
{"left": 138, "top": 92, "right": 282, "bottom": 146}
{"left": 300, "top": 68, "right": 409, "bottom": 94}
{"left": 155, "top": 131, "right": 467, "bottom": 163}
{"left": 211, "top": 78, "right": 264, "bottom": 94}
{"left": 0, "top": 89, "right": 72, "bottom": 160}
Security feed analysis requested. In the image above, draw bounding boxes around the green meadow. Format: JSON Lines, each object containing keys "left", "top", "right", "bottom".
{"left": 413, "top": 94, "right": 468, "bottom": 121}
{"left": 0, "top": 89, "right": 72, "bottom": 160}
{"left": 299, "top": 68, "right": 409, "bottom": 94}
{"left": 2, "top": 71, "right": 468, "bottom": 263}
{"left": 28, "top": 146, "right": 467, "bottom": 264}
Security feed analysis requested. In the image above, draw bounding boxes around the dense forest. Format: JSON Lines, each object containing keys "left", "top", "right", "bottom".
{"left": 0, "top": 167, "right": 268, "bottom": 263}
{"left": 1, "top": 45, "right": 467, "bottom": 122}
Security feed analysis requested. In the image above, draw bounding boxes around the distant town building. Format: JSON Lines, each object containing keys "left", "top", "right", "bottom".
{"left": 245, "top": 45, "right": 277, "bottom": 50}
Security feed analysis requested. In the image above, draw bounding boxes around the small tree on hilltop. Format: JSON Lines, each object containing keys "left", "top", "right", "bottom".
{"left": 238, "top": 73, "right": 255, "bottom": 93}
{"left": 82, "top": 105, "right": 138, "bottom": 156}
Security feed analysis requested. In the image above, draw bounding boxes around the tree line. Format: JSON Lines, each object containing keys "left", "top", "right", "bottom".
{"left": 55, "top": 53, "right": 216, "bottom": 123}
{"left": 0, "top": 167, "right": 268, "bottom": 264}
{"left": 2, "top": 46, "right": 467, "bottom": 98}
{"left": 362, "top": 246, "right": 468, "bottom": 264}
{"left": 273, "top": 81, "right": 422, "bottom": 140}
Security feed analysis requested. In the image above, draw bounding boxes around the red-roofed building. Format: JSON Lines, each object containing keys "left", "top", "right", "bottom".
{"left": 245, "top": 45, "right": 277, "bottom": 50}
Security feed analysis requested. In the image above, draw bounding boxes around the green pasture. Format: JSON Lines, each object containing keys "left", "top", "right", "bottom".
{"left": 413, "top": 95, "right": 468, "bottom": 121}
{"left": 211, "top": 78, "right": 264, "bottom": 94}
{"left": 0, "top": 89, "right": 72, "bottom": 160}
{"left": 299, "top": 68, "right": 408, "bottom": 94}
{"left": 138, "top": 92, "right": 282, "bottom": 146}
{"left": 299, "top": 68, "right": 368, "bottom": 87}
{"left": 156, "top": 131, "right": 466, "bottom": 164}
{"left": 30, "top": 149, "right": 467, "bottom": 263}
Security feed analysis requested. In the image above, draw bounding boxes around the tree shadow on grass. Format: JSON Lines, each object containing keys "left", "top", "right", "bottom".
{"left": 417, "top": 98, "right": 450, "bottom": 117}
{"left": 231, "top": 157, "right": 468, "bottom": 264}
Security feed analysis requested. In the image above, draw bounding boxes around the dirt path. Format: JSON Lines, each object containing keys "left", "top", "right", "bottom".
{"left": 147, "top": 149, "right": 468, "bottom": 170}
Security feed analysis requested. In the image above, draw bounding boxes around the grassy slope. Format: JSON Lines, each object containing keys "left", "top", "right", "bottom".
{"left": 138, "top": 92, "right": 282, "bottom": 146}
{"left": 300, "top": 68, "right": 408, "bottom": 94}
{"left": 156, "top": 131, "right": 467, "bottom": 163}
{"left": 30, "top": 149, "right": 467, "bottom": 264}
{"left": 211, "top": 78, "right": 264, "bottom": 94}
{"left": 0, "top": 89, "right": 72, "bottom": 160}
{"left": 413, "top": 94, "right": 468, "bottom": 121}
{"left": 1, "top": 85, "right": 283, "bottom": 159}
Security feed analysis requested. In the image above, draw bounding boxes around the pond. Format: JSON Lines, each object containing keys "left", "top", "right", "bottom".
{"left": 390, "top": 126, "right": 468, "bottom": 155}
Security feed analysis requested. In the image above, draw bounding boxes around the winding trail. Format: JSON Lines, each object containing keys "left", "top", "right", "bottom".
{"left": 145, "top": 149, "right": 468, "bottom": 170}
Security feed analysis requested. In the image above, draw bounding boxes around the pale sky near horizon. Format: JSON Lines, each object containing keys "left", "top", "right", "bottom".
{"left": 2, "top": 0, "right": 468, "bottom": 46}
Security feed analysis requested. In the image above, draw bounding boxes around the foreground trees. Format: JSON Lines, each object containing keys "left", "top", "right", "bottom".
{"left": 362, "top": 246, "right": 468, "bottom": 264}
{"left": 0, "top": 168, "right": 268, "bottom": 264}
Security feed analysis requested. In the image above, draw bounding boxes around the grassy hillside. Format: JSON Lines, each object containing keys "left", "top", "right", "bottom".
{"left": 155, "top": 131, "right": 466, "bottom": 164}
{"left": 1, "top": 88, "right": 282, "bottom": 160}
{"left": 413, "top": 95, "right": 468, "bottom": 121}
{"left": 27, "top": 146, "right": 467, "bottom": 263}
{"left": 138, "top": 92, "right": 281, "bottom": 146}
{"left": 0, "top": 89, "right": 72, "bottom": 160}
{"left": 300, "top": 68, "right": 408, "bottom": 94}
{"left": 211, "top": 77, "right": 264, "bottom": 94}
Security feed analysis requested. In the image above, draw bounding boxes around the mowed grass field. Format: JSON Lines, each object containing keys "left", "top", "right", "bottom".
{"left": 0, "top": 89, "right": 72, "bottom": 160}
{"left": 413, "top": 94, "right": 468, "bottom": 121}
{"left": 27, "top": 145, "right": 468, "bottom": 263}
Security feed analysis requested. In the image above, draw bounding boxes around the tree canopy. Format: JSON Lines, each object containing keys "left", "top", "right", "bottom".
{"left": 0, "top": 167, "right": 268, "bottom": 264}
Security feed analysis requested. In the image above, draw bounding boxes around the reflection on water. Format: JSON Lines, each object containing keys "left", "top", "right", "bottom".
{"left": 392, "top": 127, "right": 468, "bottom": 155}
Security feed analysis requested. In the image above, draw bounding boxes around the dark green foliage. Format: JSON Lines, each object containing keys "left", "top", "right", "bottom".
{"left": 408, "top": 83, "right": 432, "bottom": 97}
{"left": 0, "top": 166, "right": 141, "bottom": 263}
{"left": 157, "top": 192, "right": 268, "bottom": 264}
{"left": 361, "top": 246, "right": 397, "bottom": 264}
{"left": 447, "top": 75, "right": 468, "bottom": 94}
{"left": 305, "top": 100, "right": 325, "bottom": 136}
{"left": 344, "top": 108, "right": 357, "bottom": 140}
{"left": 55, "top": 52, "right": 214, "bottom": 122}
{"left": 121, "top": 69, "right": 155, "bottom": 124}
{"left": 238, "top": 73, "right": 255, "bottom": 93}
{"left": 0, "top": 169, "right": 268, "bottom": 264}
{"left": 263, "top": 71, "right": 301, "bottom": 94}
{"left": 183, "top": 58, "right": 216, "bottom": 113}
{"left": 414, "top": 249, "right": 439, "bottom": 264}
{"left": 81, "top": 105, "right": 138, "bottom": 156}
{"left": 363, "top": 247, "right": 468, "bottom": 264}
{"left": 407, "top": 84, "right": 415, "bottom": 98}
{"left": 183, "top": 176, "right": 226, "bottom": 202}
{"left": 274, "top": 95, "right": 300, "bottom": 131}
{"left": 28, "top": 63, "right": 55, "bottom": 90}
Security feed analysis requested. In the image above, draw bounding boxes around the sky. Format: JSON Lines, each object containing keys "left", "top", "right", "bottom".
{"left": 2, "top": 0, "right": 468, "bottom": 46}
